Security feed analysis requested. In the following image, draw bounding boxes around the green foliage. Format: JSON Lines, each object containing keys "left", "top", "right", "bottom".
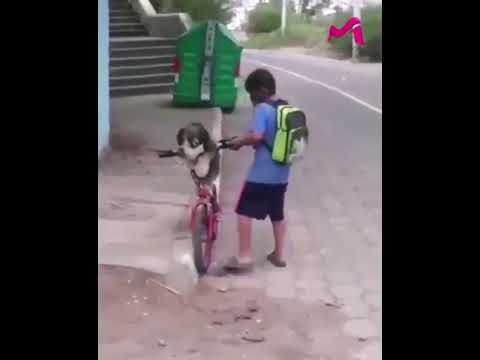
{"left": 245, "top": 4, "right": 381, "bottom": 63}
{"left": 247, "top": 4, "right": 282, "bottom": 33}
{"left": 170, "top": 0, "right": 234, "bottom": 24}
{"left": 359, "top": 6, "right": 382, "bottom": 61}
{"left": 245, "top": 23, "right": 326, "bottom": 49}
{"left": 269, "top": 0, "right": 296, "bottom": 13}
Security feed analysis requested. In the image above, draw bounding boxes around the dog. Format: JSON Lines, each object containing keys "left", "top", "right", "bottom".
{"left": 176, "top": 122, "right": 220, "bottom": 185}
{"left": 288, "top": 136, "right": 308, "bottom": 163}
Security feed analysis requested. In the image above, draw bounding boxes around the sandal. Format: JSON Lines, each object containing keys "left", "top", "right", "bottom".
{"left": 223, "top": 256, "right": 253, "bottom": 273}
{"left": 267, "top": 252, "right": 287, "bottom": 268}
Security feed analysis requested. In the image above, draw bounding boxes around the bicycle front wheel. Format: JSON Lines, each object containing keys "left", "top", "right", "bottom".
{"left": 191, "top": 205, "right": 212, "bottom": 274}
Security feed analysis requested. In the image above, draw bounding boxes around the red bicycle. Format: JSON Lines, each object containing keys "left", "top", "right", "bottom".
{"left": 152, "top": 137, "right": 235, "bottom": 274}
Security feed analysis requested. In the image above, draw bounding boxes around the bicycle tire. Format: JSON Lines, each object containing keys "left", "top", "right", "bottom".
{"left": 191, "top": 205, "right": 211, "bottom": 274}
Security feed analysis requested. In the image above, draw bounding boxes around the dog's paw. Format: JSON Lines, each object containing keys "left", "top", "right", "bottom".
{"left": 194, "top": 156, "right": 211, "bottom": 178}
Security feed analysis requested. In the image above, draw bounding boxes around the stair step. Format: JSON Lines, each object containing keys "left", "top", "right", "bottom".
{"left": 109, "top": 9, "right": 135, "bottom": 16}
{"left": 110, "top": 73, "right": 175, "bottom": 87}
{"left": 110, "top": 64, "right": 173, "bottom": 77}
{"left": 110, "top": 83, "right": 173, "bottom": 98}
{"left": 110, "top": 15, "right": 140, "bottom": 24}
{"left": 109, "top": 7, "right": 133, "bottom": 13}
{"left": 110, "top": 38, "right": 177, "bottom": 49}
{"left": 110, "top": 23, "right": 145, "bottom": 30}
{"left": 109, "top": 4, "right": 132, "bottom": 10}
{"left": 110, "top": 29, "right": 149, "bottom": 37}
{"left": 110, "top": 55, "right": 175, "bottom": 67}
{"left": 111, "top": 46, "right": 175, "bottom": 58}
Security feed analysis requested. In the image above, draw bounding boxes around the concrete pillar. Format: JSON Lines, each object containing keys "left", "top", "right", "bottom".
{"left": 98, "top": 0, "right": 110, "bottom": 159}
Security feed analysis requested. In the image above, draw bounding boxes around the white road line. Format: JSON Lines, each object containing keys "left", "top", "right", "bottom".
{"left": 243, "top": 58, "right": 382, "bottom": 115}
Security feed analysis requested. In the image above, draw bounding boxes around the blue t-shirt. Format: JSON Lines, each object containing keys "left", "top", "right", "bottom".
{"left": 246, "top": 103, "right": 290, "bottom": 184}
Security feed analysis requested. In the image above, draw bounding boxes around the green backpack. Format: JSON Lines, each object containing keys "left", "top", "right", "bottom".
{"left": 265, "top": 100, "right": 309, "bottom": 166}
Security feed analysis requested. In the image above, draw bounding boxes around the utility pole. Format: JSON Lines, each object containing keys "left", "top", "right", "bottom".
{"left": 281, "top": 0, "right": 287, "bottom": 37}
{"left": 352, "top": 0, "right": 362, "bottom": 61}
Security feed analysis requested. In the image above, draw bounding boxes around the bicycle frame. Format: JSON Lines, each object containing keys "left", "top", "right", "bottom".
{"left": 190, "top": 183, "right": 219, "bottom": 242}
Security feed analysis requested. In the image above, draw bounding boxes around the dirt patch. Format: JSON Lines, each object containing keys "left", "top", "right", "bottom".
{"left": 99, "top": 265, "right": 359, "bottom": 360}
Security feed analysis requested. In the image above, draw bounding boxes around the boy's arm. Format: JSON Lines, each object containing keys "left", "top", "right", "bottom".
{"left": 230, "top": 131, "right": 263, "bottom": 149}
{"left": 230, "top": 105, "right": 268, "bottom": 150}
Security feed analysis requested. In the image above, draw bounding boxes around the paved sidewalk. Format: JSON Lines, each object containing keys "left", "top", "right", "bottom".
{"left": 98, "top": 95, "right": 221, "bottom": 292}
{"left": 98, "top": 93, "right": 381, "bottom": 360}
{"left": 210, "top": 93, "right": 382, "bottom": 360}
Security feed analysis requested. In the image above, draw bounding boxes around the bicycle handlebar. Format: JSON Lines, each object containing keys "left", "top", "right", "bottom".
{"left": 217, "top": 136, "right": 237, "bottom": 150}
{"left": 144, "top": 149, "right": 180, "bottom": 158}
{"left": 147, "top": 137, "right": 238, "bottom": 158}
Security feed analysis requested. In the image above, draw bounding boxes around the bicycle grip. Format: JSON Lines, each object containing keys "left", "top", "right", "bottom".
{"left": 156, "top": 150, "right": 178, "bottom": 158}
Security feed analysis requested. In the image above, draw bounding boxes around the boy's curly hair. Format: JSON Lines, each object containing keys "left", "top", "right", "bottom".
{"left": 245, "top": 68, "right": 276, "bottom": 96}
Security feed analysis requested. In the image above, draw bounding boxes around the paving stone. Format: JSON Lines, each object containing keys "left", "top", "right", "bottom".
{"left": 343, "top": 319, "right": 378, "bottom": 338}
{"left": 353, "top": 341, "right": 382, "bottom": 360}
{"left": 365, "top": 292, "right": 382, "bottom": 309}
{"left": 330, "top": 284, "right": 363, "bottom": 299}
{"left": 339, "top": 298, "right": 370, "bottom": 318}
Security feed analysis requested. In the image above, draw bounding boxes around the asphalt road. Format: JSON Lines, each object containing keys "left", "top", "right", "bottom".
{"left": 217, "top": 49, "right": 382, "bottom": 360}
{"left": 244, "top": 49, "right": 382, "bottom": 111}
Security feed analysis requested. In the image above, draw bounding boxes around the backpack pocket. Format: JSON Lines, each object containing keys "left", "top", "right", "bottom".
{"left": 287, "top": 127, "right": 308, "bottom": 164}
{"left": 272, "top": 106, "right": 308, "bottom": 165}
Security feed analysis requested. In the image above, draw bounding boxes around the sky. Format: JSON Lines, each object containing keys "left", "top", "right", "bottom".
{"left": 228, "top": 0, "right": 382, "bottom": 30}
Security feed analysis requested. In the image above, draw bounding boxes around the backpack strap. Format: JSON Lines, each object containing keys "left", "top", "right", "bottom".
{"left": 263, "top": 140, "right": 273, "bottom": 152}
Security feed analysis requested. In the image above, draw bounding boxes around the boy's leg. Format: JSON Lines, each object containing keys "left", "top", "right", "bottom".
{"left": 267, "top": 184, "right": 288, "bottom": 267}
{"left": 237, "top": 214, "right": 254, "bottom": 265}
{"left": 271, "top": 220, "right": 287, "bottom": 264}
{"left": 225, "top": 182, "right": 260, "bottom": 270}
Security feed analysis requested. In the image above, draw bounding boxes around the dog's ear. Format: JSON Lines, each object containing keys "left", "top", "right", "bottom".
{"left": 176, "top": 128, "right": 185, "bottom": 146}
{"left": 196, "top": 124, "right": 210, "bottom": 142}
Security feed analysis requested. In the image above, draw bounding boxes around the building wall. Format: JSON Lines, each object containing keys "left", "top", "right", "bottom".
{"left": 98, "top": 0, "right": 110, "bottom": 158}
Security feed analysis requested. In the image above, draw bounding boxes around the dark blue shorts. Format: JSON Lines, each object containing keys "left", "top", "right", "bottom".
{"left": 235, "top": 182, "right": 288, "bottom": 222}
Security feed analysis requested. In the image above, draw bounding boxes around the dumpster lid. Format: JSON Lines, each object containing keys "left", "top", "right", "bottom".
{"left": 178, "top": 21, "right": 243, "bottom": 49}
{"left": 217, "top": 23, "right": 242, "bottom": 48}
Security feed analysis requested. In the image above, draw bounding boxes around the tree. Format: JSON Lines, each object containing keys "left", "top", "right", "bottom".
{"left": 314, "top": 0, "right": 332, "bottom": 11}
{"left": 300, "top": 0, "right": 311, "bottom": 14}
{"left": 170, "top": 0, "right": 235, "bottom": 24}
{"left": 333, "top": 5, "right": 343, "bottom": 14}
{"left": 300, "top": 0, "right": 331, "bottom": 16}
{"left": 269, "top": 0, "right": 296, "bottom": 13}
{"left": 247, "top": 3, "right": 282, "bottom": 33}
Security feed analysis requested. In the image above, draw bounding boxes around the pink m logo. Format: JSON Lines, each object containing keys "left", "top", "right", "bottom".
{"left": 328, "top": 17, "right": 365, "bottom": 46}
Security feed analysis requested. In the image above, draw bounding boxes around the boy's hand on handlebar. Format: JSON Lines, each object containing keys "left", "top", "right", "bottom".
{"left": 229, "top": 138, "right": 243, "bottom": 151}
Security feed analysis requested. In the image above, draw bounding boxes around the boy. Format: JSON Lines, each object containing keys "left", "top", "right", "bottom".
{"left": 225, "top": 68, "right": 290, "bottom": 271}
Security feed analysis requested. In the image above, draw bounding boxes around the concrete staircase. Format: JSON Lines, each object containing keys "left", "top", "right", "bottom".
{"left": 109, "top": 0, "right": 148, "bottom": 37}
{"left": 109, "top": 0, "right": 176, "bottom": 97}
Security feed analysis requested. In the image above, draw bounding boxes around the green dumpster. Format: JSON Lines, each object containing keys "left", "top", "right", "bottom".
{"left": 172, "top": 21, "right": 243, "bottom": 112}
